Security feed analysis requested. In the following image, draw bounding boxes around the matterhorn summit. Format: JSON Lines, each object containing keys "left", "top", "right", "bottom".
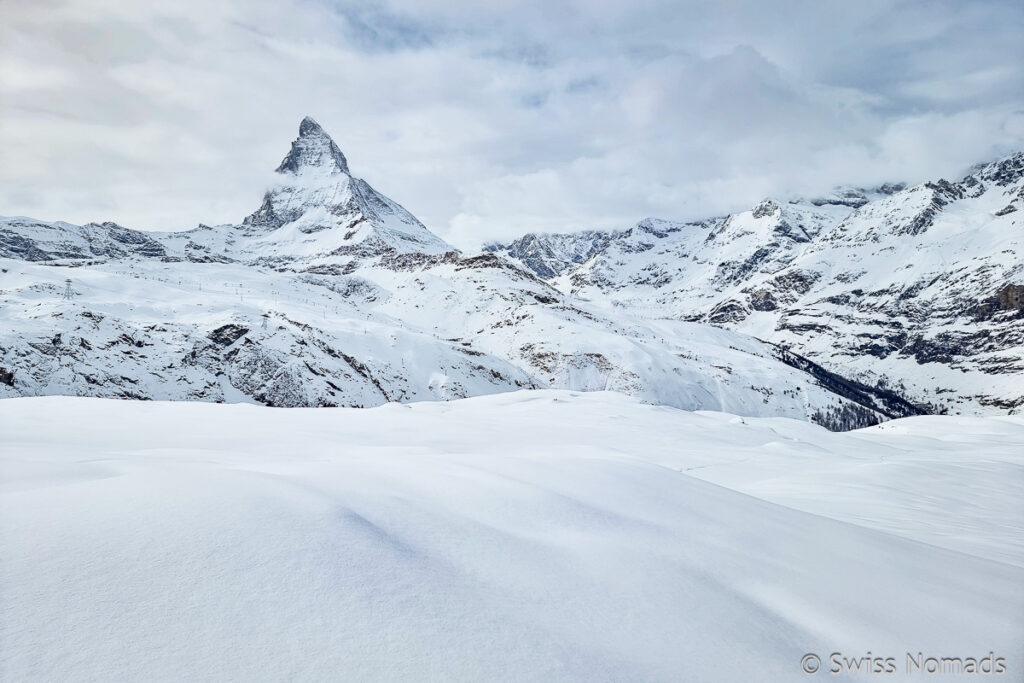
{"left": 275, "top": 116, "right": 351, "bottom": 176}
{"left": 242, "top": 116, "right": 451, "bottom": 263}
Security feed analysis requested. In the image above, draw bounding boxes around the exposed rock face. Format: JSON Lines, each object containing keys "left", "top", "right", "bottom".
{"left": 998, "top": 284, "right": 1024, "bottom": 311}
{"left": 484, "top": 229, "right": 624, "bottom": 279}
{"left": 751, "top": 199, "right": 779, "bottom": 219}
{"left": 275, "top": 116, "right": 351, "bottom": 175}
{"left": 0, "top": 219, "right": 168, "bottom": 261}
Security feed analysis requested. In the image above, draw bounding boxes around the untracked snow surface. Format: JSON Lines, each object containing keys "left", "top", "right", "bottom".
{"left": 2, "top": 392, "right": 1022, "bottom": 681}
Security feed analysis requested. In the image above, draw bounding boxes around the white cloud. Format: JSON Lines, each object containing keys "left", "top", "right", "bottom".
{"left": 1, "top": 0, "right": 1022, "bottom": 248}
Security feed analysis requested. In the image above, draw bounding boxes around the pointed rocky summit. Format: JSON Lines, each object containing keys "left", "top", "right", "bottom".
{"left": 275, "top": 116, "right": 350, "bottom": 175}
{"left": 241, "top": 116, "right": 452, "bottom": 258}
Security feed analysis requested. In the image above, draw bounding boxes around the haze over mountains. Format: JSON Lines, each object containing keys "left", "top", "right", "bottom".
{"left": 1, "top": 118, "right": 1020, "bottom": 428}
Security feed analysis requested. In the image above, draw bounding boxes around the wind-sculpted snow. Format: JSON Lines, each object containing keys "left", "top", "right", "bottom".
{"left": 1, "top": 393, "right": 1021, "bottom": 680}
{"left": 495, "top": 155, "right": 1024, "bottom": 416}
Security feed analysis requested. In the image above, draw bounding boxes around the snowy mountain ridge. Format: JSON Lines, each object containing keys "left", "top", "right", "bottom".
{"left": 488, "top": 153, "right": 1024, "bottom": 415}
{"left": 483, "top": 184, "right": 911, "bottom": 281}
{"left": 2, "top": 118, "right": 1015, "bottom": 426}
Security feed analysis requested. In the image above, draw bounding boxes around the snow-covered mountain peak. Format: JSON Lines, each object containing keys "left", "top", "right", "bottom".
{"left": 239, "top": 117, "right": 451, "bottom": 259}
{"left": 701, "top": 196, "right": 843, "bottom": 248}
{"left": 275, "top": 116, "right": 350, "bottom": 176}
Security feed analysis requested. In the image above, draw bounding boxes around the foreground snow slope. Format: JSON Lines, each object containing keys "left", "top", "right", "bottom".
{"left": 2, "top": 392, "right": 1022, "bottom": 681}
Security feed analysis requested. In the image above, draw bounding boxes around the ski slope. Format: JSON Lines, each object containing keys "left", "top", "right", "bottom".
{"left": 2, "top": 392, "right": 1021, "bottom": 681}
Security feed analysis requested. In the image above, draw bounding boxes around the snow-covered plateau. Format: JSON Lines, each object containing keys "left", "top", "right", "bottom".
{"left": 1, "top": 392, "right": 1022, "bottom": 681}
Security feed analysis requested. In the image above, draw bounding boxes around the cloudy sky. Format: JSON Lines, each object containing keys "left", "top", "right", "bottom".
{"left": 2, "top": 0, "right": 1023, "bottom": 247}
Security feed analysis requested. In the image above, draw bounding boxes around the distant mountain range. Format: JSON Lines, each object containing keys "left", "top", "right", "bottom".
{"left": 1, "top": 117, "right": 1020, "bottom": 427}
{"left": 488, "top": 154, "right": 1024, "bottom": 415}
